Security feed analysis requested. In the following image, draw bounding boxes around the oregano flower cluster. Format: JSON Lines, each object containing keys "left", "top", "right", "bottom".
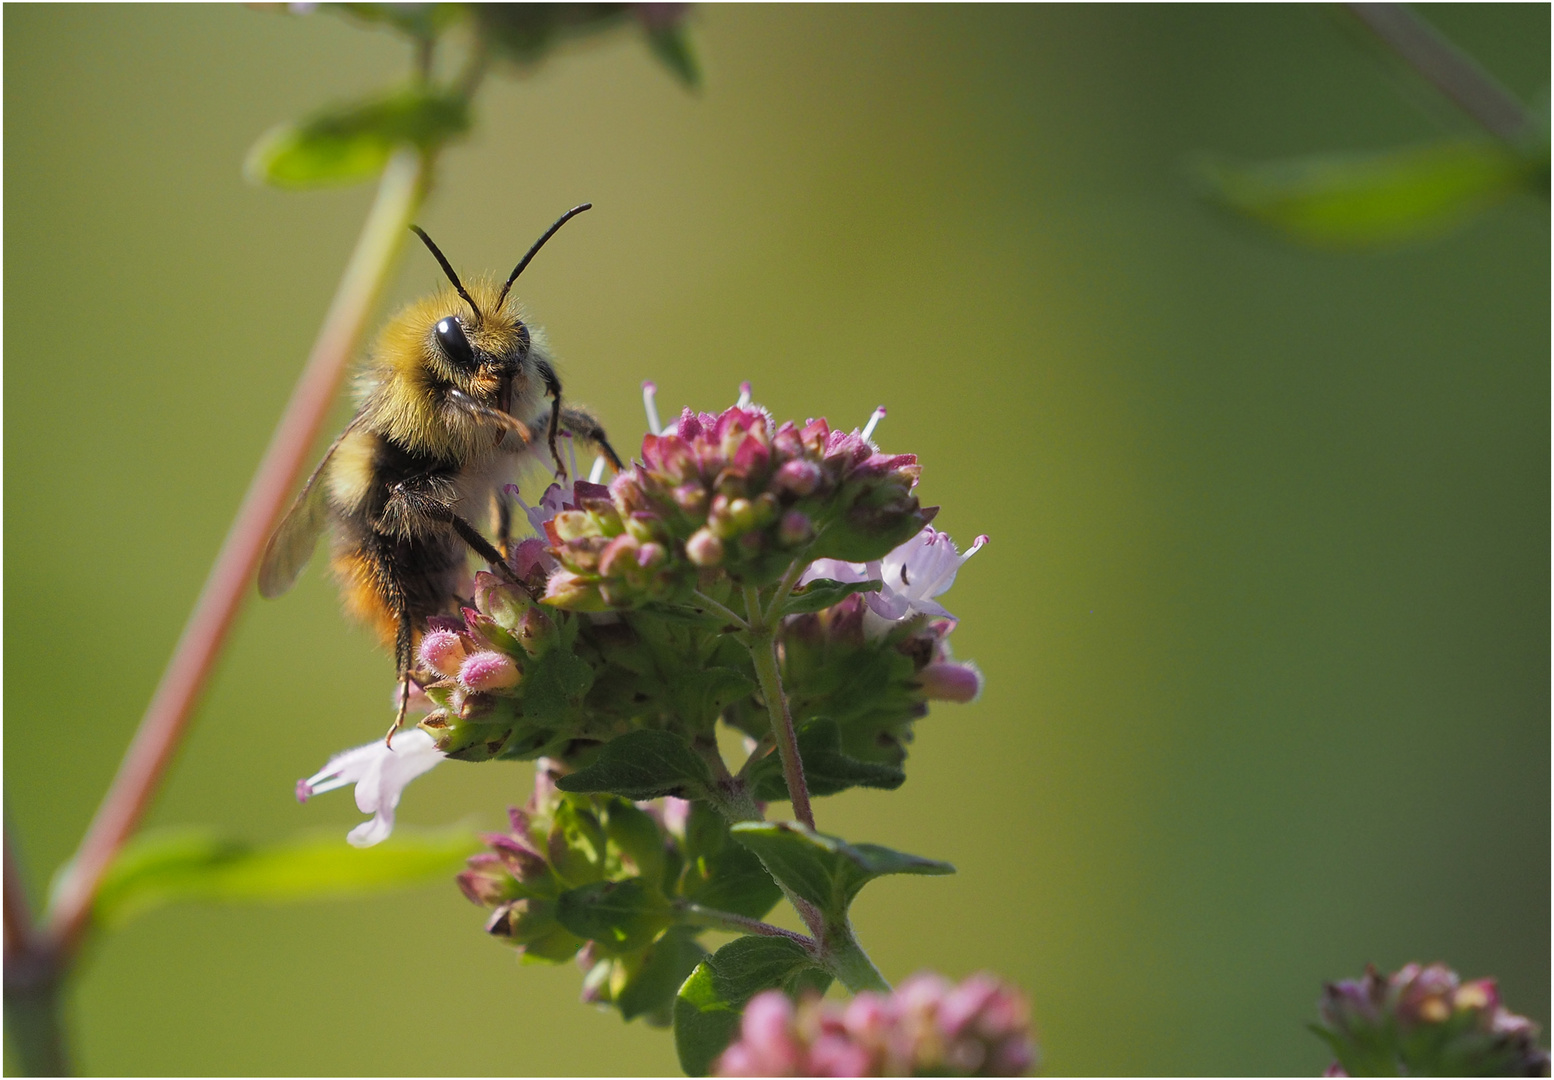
{"left": 297, "top": 386, "right": 1009, "bottom": 1075}
{"left": 715, "top": 975, "right": 1037, "bottom": 1077}
{"left": 1316, "top": 964, "right": 1550, "bottom": 1077}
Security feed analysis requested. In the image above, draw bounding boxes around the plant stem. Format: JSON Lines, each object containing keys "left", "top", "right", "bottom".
{"left": 3, "top": 821, "right": 34, "bottom": 959}
{"left": 742, "top": 585, "right": 815, "bottom": 830}
{"left": 688, "top": 590, "right": 749, "bottom": 630}
{"left": 692, "top": 734, "right": 762, "bottom": 822}
{"left": 824, "top": 922, "right": 891, "bottom": 994}
{"left": 766, "top": 558, "right": 807, "bottom": 620}
{"left": 4, "top": 965, "right": 70, "bottom": 1078}
{"left": 5, "top": 824, "right": 69, "bottom": 1076}
{"left": 43, "top": 148, "right": 430, "bottom": 962}
{"left": 674, "top": 902, "right": 817, "bottom": 950}
{"left": 1347, "top": 3, "right": 1530, "bottom": 142}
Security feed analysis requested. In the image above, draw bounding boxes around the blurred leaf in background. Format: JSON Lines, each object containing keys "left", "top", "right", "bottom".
{"left": 1195, "top": 134, "right": 1546, "bottom": 248}
{"left": 90, "top": 827, "right": 480, "bottom": 929}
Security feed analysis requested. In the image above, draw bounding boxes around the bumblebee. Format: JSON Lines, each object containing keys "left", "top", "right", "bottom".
{"left": 259, "top": 205, "right": 622, "bottom": 740}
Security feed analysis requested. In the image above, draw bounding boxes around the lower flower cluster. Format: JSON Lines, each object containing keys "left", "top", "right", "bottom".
{"left": 714, "top": 974, "right": 1038, "bottom": 1077}
{"left": 457, "top": 760, "right": 781, "bottom": 1025}
{"left": 1317, "top": 963, "right": 1550, "bottom": 1077}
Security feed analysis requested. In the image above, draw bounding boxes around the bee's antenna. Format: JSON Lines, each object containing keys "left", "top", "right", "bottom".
{"left": 410, "top": 225, "right": 483, "bottom": 325}
{"left": 495, "top": 203, "right": 593, "bottom": 312}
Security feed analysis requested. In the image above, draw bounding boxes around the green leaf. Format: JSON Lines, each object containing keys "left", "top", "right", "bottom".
{"left": 779, "top": 577, "right": 882, "bottom": 617}
{"left": 644, "top": 21, "right": 700, "bottom": 89}
{"left": 600, "top": 797, "right": 667, "bottom": 882}
{"left": 547, "top": 800, "right": 608, "bottom": 887}
{"left": 555, "top": 878, "right": 673, "bottom": 955}
{"left": 745, "top": 717, "right": 905, "bottom": 800}
{"left": 246, "top": 84, "right": 469, "bottom": 189}
{"left": 641, "top": 601, "right": 732, "bottom": 628}
{"left": 519, "top": 648, "right": 596, "bottom": 723}
{"left": 668, "top": 666, "right": 756, "bottom": 730}
{"left": 1195, "top": 137, "right": 1533, "bottom": 249}
{"left": 90, "top": 826, "right": 479, "bottom": 928}
{"left": 617, "top": 927, "right": 709, "bottom": 1025}
{"left": 556, "top": 729, "right": 714, "bottom": 800}
{"left": 685, "top": 842, "right": 784, "bottom": 921}
{"left": 728, "top": 822, "right": 952, "bottom": 923}
{"left": 674, "top": 936, "right": 830, "bottom": 1076}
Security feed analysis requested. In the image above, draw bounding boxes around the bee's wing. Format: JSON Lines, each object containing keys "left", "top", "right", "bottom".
{"left": 257, "top": 421, "right": 356, "bottom": 598}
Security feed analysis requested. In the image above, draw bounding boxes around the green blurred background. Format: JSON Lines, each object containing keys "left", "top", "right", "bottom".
{"left": 5, "top": 4, "right": 1548, "bottom": 1075}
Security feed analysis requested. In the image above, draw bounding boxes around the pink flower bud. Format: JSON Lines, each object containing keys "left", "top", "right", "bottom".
{"left": 737, "top": 992, "right": 802, "bottom": 1074}
{"left": 686, "top": 527, "right": 725, "bottom": 567}
{"left": 459, "top": 651, "right": 520, "bottom": 692}
{"left": 456, "top": 865, "right": 508, "bottom": 906}
{"left": 419, "top": 628, "right": 468, "bottom": 677}
{"left": 516, "top": 606, "right": 556, "bottom": 656}
{"left": 543, "top": 570, "right": 605, "bottom": 611}
{"left": 774, "top": 458, "right": 823, "bottom": 496}
{"left": 918, "top": 661, "right": 983, "bottom": 703}
{"left": 778, "top": 511, "right": 814, "bottom": 546}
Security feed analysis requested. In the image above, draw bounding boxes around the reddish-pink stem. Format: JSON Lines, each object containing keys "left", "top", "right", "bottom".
{"left": 4, "top": 823, "right": 36, "bottom": 958}
{"left": 43, "top": 150, "right": 427, "bottom": 959}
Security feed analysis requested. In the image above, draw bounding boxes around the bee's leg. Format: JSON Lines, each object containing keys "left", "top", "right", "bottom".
{"left": 383, "top": 565, "right": 414, "bottom": 747}
{"left": 385, "top": 482, "right": 535, "bottom": 596}
{"left": 536, "top": 359, "right": 566, "bottom": 478}
{"left": 559, "top": 405, "right": 625, "bottom": 473}
{"left": 446, "top": 389, "right": 532, "bottom": 448}
{"left": 495, "top": 491, "right": 513, "bottom": 561}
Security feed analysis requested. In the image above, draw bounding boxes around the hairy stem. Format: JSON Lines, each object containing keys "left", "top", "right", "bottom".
{"left": 43, "top": 148, "right": 430, "bottom": 961}
{"left": 743, "top": 585, "right": 814, "bottom": 830}
{"left": 766, "top": 558, "right": 808, "bottom": 621}
{"left": 824, "top": 922, "right": 891, "bottom": 994}
{"left": 692, "top": 734, "right": 762, "bottom": 822}
{"left": 674, "top": 902, "right": 817, "bottom": 951}
{"left": 1347, "top": 3, "right": 1530, "bottom": 142}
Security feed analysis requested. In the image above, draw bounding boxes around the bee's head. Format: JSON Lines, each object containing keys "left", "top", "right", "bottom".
{"left": 421, "top": 289, "right": 531, "bottom": 395}
{"left": 405, "top": 207, "right": 591, "bottom": 400}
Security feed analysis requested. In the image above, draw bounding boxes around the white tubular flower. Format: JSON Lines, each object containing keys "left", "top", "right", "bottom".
{"left": 296, "top": 728, "right": 445, "bottom": 847}
{"left": 801, "top": 527, "right": 988, "bottom": 638}
{"left": 869, "top": 527, "right": 989, "bottom": 623}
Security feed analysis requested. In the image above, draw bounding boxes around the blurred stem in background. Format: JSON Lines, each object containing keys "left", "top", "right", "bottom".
{"left": 3, "top": 148, "right": 430, "bottom": 1078}
{"left": 1346, "top": 2, "right": 1531, "bottom": 142}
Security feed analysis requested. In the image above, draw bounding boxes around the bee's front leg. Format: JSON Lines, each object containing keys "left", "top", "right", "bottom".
{"left": 446, "top": 389, "right": 531, "bottom": 449}
{"left": 558, "top": 405, "right": 625, "bottom": 473}
{"left": 382, "top": 481, "right": 531, "bottom": 595}
{"left": 367, "top": 541, "right": 416, "bottom": 748}
{"left": 494, "top": 492, "right": 513, "bottom": 561}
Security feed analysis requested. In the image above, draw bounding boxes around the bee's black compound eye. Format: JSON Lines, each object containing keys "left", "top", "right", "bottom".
{"left": 436, "top": 316, "right": 476, "bottom": 370}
